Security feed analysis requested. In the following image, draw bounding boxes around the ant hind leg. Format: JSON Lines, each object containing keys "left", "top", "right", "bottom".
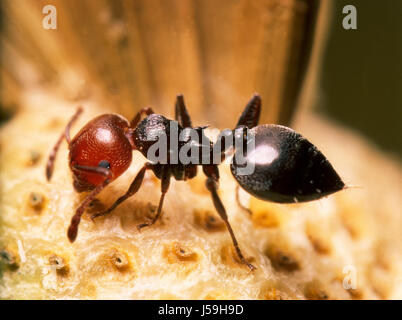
{"left": 235, "top": 94, "right": 261, "bottom": 129}
{"left": 203, "top": 165, "right": 256, "bottom": 271}
{"left": 235, "top": 185, "right": 252, "bottom": 215}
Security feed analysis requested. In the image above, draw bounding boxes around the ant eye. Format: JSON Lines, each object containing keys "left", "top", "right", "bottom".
{"left": 98, "top": 160, "right": 111, "bottom": 169}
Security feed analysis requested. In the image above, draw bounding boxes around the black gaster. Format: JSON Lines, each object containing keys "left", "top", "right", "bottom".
{"left": 231, "top": 124, "right": 344, "bottom": 203}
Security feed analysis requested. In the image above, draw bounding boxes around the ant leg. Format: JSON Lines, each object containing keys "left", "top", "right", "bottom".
{"left": 184, "top": 165, "right": 197, "bottom": 180}
{"left": 91, "top": 162, "right": 152, "bottom": 220}
{"left": 137, "top": 165, "right": 171, "bottom": 230}
{"left": 235, "top": 185, "right": 252, "bottom": 215}
{"left": 235, "top": 94, "right": 261, "bottom": 129}
{"left": 130, "top": 107, "right": 154, "bottom": 128}
{"left": 213, "top": 129, "right": 234, "bottom": 163}
{"left": 203, "top": 165, "right": 256, "bottom": 271}
{"left": 67, "top": 165, "right": 113, "bottom": 242}
{"left": 175, "top": 94, "right": 192, "bottom": 128}
{"left": 46, "top": 107, "right": 83, "bottom": 181}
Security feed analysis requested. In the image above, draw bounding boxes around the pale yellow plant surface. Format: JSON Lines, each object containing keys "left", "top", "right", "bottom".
{"left": 1, "top": 89, "right": 401, "bottom": 300}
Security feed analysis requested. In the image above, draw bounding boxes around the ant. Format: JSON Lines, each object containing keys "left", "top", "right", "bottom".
{"left": 46, "top": 94, "right": 344, "bottom": 271}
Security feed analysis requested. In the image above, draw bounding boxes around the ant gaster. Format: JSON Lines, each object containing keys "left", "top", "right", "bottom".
{"left": 46, "top": 94, "right": 345, "bottom": 271}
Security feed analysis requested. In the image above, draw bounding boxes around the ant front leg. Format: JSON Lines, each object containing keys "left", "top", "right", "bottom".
{"left": 137, "top": 165, "right": 171, "bottom": 230}
{"left": 46, "top": 107, "right": 83, "bottom": 181}
{"left": 130, "top": 107, "right": 154, "bottom": 128}
{"left": 91, "top": 162, "right": 152, "bottom": 220}
{"left": 203, "top": 165, "right": 256, "bottom": 271}
{"left": 67, "top": 164, "right": 113, "bottom": 242}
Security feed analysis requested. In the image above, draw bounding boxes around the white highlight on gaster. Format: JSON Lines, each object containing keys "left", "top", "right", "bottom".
{"left": 247, "top": 144, "right": 279, "bottom": 166}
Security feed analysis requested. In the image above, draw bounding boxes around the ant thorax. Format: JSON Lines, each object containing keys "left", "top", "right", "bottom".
{"left": 133, "top": 114, "right": 254, "bottom": 169}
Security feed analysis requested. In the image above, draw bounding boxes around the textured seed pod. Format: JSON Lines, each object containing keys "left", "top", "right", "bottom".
{"left": 0, "top": 86, "right": 401, "bottom": 300}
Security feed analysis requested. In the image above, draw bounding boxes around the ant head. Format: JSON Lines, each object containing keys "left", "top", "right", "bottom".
{"left": 231, "top": 124, "right": 345, "bottom": 203}
{"left": 68, "top": 114, "right": 133, "bottom": 192}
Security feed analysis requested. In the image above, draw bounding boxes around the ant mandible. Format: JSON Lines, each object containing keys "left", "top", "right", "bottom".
{"left": 46, "top": 94, "right": 345, "bottom": 271}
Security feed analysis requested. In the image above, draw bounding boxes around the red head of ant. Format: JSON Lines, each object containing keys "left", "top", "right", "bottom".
{"left": 46, "top": 94, "right": 345, "bottom": 271}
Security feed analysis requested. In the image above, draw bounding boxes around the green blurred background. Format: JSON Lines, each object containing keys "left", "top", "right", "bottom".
{"left": 320, "top": 0, "right": 401, "bottom": 158}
